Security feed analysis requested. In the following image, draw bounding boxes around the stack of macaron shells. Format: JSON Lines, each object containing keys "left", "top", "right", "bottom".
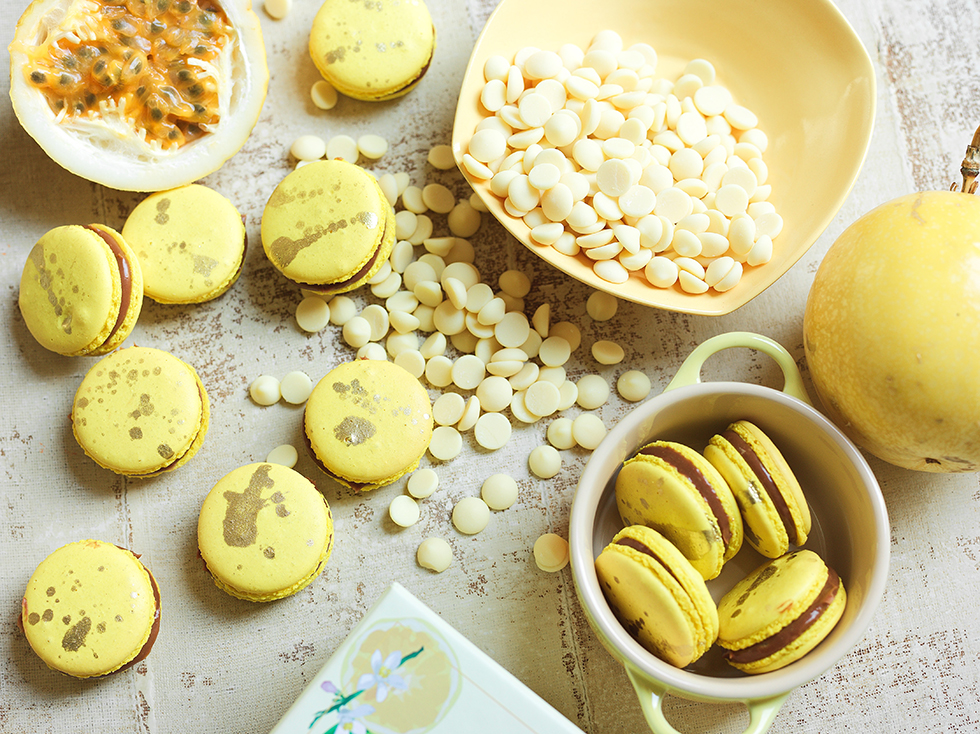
{"left": 261, "top": 159, "right": 396, "bottom": 294}
{"left": 20, "top": 539, "right": 161, "bottom": 678}
{"left": 304, "top": 359, "right": 434, "bottom": 491}
{"left": 197, "top": 463, "right": 334, "bottom": 602}
{"left": 599, "top": 419, "right": 844, "bottom": 673}
{"left": 71, "top": 346, "right": 210, "bottom": 477}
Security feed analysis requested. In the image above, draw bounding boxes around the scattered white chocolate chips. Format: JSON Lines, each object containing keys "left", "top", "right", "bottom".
{"left": 452, "top": 496, "right": 491, "bottom": 534}
{"left": 311, "top": 80, "right": 338, "bottom": 110}
{"left": 529, "top": 445, "right": 562, "bottom": 478}
{"left": 481, "top": 474, "right": 519, "bottom": 510}
{"left": 617, "top": 370, "right": 652, "bottom": 402}
{"left": 296, "top": 296, "right": 331, "bottom": 332}
{"left": 280, "top": 371, "right": 313, "bottom": 404}
{"left": 266, "top": 444, "right": 298, "bottom": 467}
{"left": 264, "top": 0, "right": 290, "bottom": 20}
{"left": 407, "top": 468, "right": 439, "bottom": 499}
{"left": 249, "top": 375, "right": 281, "bottom": 406}
{"left": 533, "top": 533, "right": 570, "bottom": 572}
{"left": 417, "top": 537, "right": 452, "bottom": 572}
{"left": 389, "top": 495, "right": 421, "bottom": 527}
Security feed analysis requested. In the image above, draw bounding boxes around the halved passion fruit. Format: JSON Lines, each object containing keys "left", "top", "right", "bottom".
{"left": 9, "top": 0, "right": 268, "bottom": 192}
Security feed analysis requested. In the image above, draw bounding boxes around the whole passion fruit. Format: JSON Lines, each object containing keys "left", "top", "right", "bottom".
{"left": 804, "top": 188, "right": 980, "bottom": 473}
{"left": 8, "top": 0, "right": 268, "bottom": 192}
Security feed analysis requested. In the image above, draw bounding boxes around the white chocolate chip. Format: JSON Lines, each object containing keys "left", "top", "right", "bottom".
{"left": 617, "top": 370, "right": 652, "bottom": 402}
{"left": 290, "top": 135, "right": 325, "bottom": 161}
{"left": 417, "top": 537, "right": 452, "bottom": 572}
{"left": 452, "top": 496, "right": 491, "bottom": 535}
{"left": 572, "top": 413, "right": 607, "bottom": 450}
{"left": 592, "top": 340, "right": 625, "bottom": 365}
{"left": 429, "top": 425, "right": 463, "bottom": 461}
{"left": 576, "top": 374, "right": 610, "bottom": 409}
{"left": 481, "top": 474, "right": 519, "bottom": 510}
{"left": 528, "top": 445, "right": 562, "bottom": 478}
{"left": 266, "top": 444, "right": 298, "bottom": 467}
{"left": 389, "top": 495, "right": 421, "bottom": 527}
{"left": 408, "top": 468, "right": 439, "bottom": 499}
{"left": 474, "top": 412, "right": 512, "bottom": 450}
{"left": 296, "top": 296, "right": 330, "bottom": 332}
{"left": 311, "top": 80, "right": 338, "bottom": 110}
{"left": 280, "top": 371, "right": 313, "bottom": 404}
{"left": 534, "top": 533, "right": 570, "bottom": 572}
{"left": 249, "top": 375, "right": 280, "bottom": 406}
{"left": 546, "top": 417, "right": 576, "bottom": 450}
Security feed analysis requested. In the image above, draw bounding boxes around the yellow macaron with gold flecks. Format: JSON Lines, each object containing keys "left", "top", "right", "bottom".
{"left": 21, "top": 540, "right": 160, "bottom": 678}
{"left": 705, "top": 420, "right": 811, "bottom": 558}
{"left": 18, "top": 224, "right": 143, "bottom": 356}
{"left": 615, "top": 440, "right": 743, "bottom": 581}
{"left": 71, "top": 346, "right": 210, "bottom": 477}
{"left": 595, "top": 525, "right": 718, "bottom": 668}
{"left": 197, "top": 463, "right": 334, "bottom": 602}
{"left": 122, "top": 184, "right": 246, "bottom": 304}
{"left": 309, "top": 0, "right": 435, "bottom": 102}
{"left": 717, "top": 549, "right": 847, "bottom": 674}
{"left": 261, "top": 160, "right": 395, "bottom": 294}
{"left": 304, "top": 359, "right": 433, "bottom": 491}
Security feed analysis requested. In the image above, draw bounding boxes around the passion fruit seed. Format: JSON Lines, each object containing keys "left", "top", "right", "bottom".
{"left": 21, "top": 0, "right": 231, "bottom": 149}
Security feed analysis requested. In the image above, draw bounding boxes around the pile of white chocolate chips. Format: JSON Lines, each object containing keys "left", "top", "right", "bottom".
{"left": 462, "top": 30, "right": 781, "bottom": 293}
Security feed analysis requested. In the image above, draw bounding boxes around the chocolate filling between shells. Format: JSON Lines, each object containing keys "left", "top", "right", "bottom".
{"left": 85, "top": 225, "right": 132, "bottom": 344}
{"left": 721, "top": 430, "right": 798, "bottom": 544}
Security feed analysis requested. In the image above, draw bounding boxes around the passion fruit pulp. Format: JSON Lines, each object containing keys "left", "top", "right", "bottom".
{"left": 9, "top": 0, "right": 268, "bottom": 192}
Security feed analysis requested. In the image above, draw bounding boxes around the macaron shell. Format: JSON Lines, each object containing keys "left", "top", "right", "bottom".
{"left": 304, "top": 360, "right": 433, "bottom": 490}
{"left": 198, "top": 463, "right": 333, "bottom": 602}
{"left": 72, "top": 346, "right": 209, "bottom": 476}
{"left": 22, "top": 540, "right": 157, "bottom": 678}
{"left": 122, "top": 184, "right": 245, "bottom": 304}
{"left": 595, "top": 525, "right": 718, "bottom": 667}
{"left": 704, "top": 438, "right": 787, "bottom": 558}
{"left": 261, "top": 160, "right": 393, "bottom": 287}
{"left": 616, "top": 454, "right": 725, "bottom": 580}
{"left": 734, "top": 420, "right": 812, "bottom": 543}
{"left": 18, "top": 224, "right": 140, "bottom": 356}
{"left": 309, "top": 0, "right": 435, "bottom": 101}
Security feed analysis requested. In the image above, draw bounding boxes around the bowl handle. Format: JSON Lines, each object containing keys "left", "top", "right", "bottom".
{"left": 663, "top": 331, "right": 811, "bottom": 405}
{"left": 626, "top": 666, "right": 789, "bottom": 734}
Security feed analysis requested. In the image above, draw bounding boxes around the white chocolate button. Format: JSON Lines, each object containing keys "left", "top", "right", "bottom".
{"left": 474, "top": 412, "right": 512, "bottom": 450}
{"left": 547, "top": 417, "right": 576, "bottom": 450}
{"left": 576, "top": 374, "right": 610, "bottom": 409}
{"left": 296, "top": 296, "right": 330, "bottom": 332}
{"left": 549, "top": 321, "right": 581, "bottom": 351}
{"left": 572, "top": 413, "right": 607, "bottom": 450}
{"left": 408, "top": 468, "right": 439, "bottom": 499}
{"left": 534, "top": 533, "right": 570, "bottom": 572}
{"left": 428, "top": 144, "right": 456, "bottom": 170}
{"left": 494, "top": 312, "right": 531, "bottom": 348}
{"left": 249, "top": 375, "right": 280, "bottom": 406}
{"left": 458, "top": 395, "right": 481, "bottom": 432}
{"left": 311, "top": 80, "right": 338, "bottom": 110}
{"left": 524, "top": 380, "right": 561, "bottom": 417}
{"left": 357, "top": 343, "right": 387, "bottom": 361}
{"left": 280, "top": 371, "right": 313, "bottom": 404}
{"left": 481, "top": 474, "right": 519, "bottom": 510}
{"left": 586, "top": 291, "right": 618, "bottom": 321}
{"left": 425, "top": 355, "right": 454, "bottom": 387}
{"left": 538, "top": 336, "right": 571, "bottom": 367}
{"left": 508, "top": 362, "right": 539, "bottom": 391}
{"left": 326, "top": 134, "right": 358, "bottom": 163}
{"left": 290, "top": 135, "right": 325, "bottom": 161}
{"left": 357, "top": 134, "right": 388, "bottom": 160}
{"left": 451, "top": 354, "right": 486, "bottom": 390}
{"left": 429, "top": 426, "right": 463, "bottom": 461}
{"left": 452, "top": 496, "right": 491, "bottom": 535}
{"left": 476, "top": 376, "right": 513, "bottom": 412}
{"left": 433, "top": 392, "right": 466, "bottom": 426}
{"left": 617, "top": 370, "right": 652, "bottom": 402}
{"left": 394, "top": 349, "right": 426, "bottom": 379}
{"left": 557, "top": 379, "right": 578, "bottom": 411}
{"left": 498, "top": 270, "right": 532, "bottom": 298}
{"left": 592, "top": 340, "right": 625, "bottom": 365}
{"left": 389, "top": 495, "right": 421, "bottom": 527}
{"left": 417, "top": 537, "right": 452, "bottom": 572}
{"left": 266, "top": 444, "right": 298, "bottom": 467}
{"left": 528, "top": 445, "right": 561, "bottom": 479}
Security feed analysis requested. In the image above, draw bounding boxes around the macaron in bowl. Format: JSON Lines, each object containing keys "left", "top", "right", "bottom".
{"left": 122, "top": 184, "right": 246, "bottom": 304}
{"left": 18, "top": 224, "right": 143, "bottom": 356}
{"left": 71, "top": 346, "right": 210, "bottom": 477}
{"left": 198, "top": 463, "right": 334, "bottom": 602}
{"left": 261, "top": 160, "right": 396, "bottom": 294}
{"left": 304, "top": 359, "right": 433, "bottom": 492}
{"left": 21, "top": 539, "right": 160, "bottom": 678}
{"left": 615, "top": 440, "right": 743, "bottom": 580}
{"left": 309, "top": 0, "right": 436, "bottom": 101}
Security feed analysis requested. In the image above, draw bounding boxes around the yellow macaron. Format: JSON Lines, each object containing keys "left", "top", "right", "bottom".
{"left": 615, "top": 440, "right": 743, "bottom": 580}
{"left": 21, "top": 540, "right": 160, "bottom": 678}
{"left": 197, "top": 463, "right": 334, "bottom": 602}
{"left": 122, "top": 184, "right": 246, "bottom": 304}
{"left": 309, "top": 0, "right": 436, "bottom": 101}
{"left": 71, "top": 346, "right": 210, "bottom": 477}
{"left": 261, "top": 160, "right": 395, "bottom": 293}
{"left": 304, "top": 359, "right": 433, "bottom": 491}
{"left": 716, "top": 549, "right": 847, "bottom": 674}
{"left": 595, "top": 525, "right": 718, "bottom": 668}
{"left": 18, "top": 224, "right": 143, "bottom": 356}
{"left": 704, "top": 420, "right": 811, "bottom": 558}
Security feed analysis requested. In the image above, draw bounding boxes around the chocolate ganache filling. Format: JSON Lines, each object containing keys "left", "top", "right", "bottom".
{"left": 615, "top": 536, "right": 685, "bottom": 588}
{"left": 724, "top": 569, "right": 840, "bottom": 664}
{"left": 721, "top": 430, "right": 798, "bottom": 543}
{"left": 85, "top": 225, "right": 132, "bottom": 343}
{"left": 638, "top": 444, "right": 732, "bottom": 546}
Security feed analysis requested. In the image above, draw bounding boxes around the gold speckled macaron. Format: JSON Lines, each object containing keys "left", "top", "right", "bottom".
{"left": 21, "top": 540, "right": 160, "bottom": 678}
{"left": 261, "top": 160, "right": 395, "bottom": 294}
{"left": 18, "top": 224, "right": 143, "bottom": 356}
{"left": 197, "top": 463, "right": 334, "bottom": 602}
{"left": 309, "top": 0, "right": 435, "bottom": 101}
{"left": 71, "top": 346, "right": 210, "bottom": 477}
{"left": 304, "top": 359, "right": 433, "bottom": 491}
{"left": 122, "top": 184, "right": 246, "bottom": 304}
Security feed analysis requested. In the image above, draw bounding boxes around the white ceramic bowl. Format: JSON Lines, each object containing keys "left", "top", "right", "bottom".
{"left": 568, "top": 333, "right": 889, "bottom": 733}
{"left": 452, "top": 0, "right": 875, "bottom": 315}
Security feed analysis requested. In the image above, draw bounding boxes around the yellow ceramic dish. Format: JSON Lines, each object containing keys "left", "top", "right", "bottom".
{"left": 451, "top": 0, "right": 875, "bottom": 315}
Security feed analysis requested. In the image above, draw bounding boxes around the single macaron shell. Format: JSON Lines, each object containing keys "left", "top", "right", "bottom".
{"left": 21, "top": 540, "right": 160, "bottom": 678}
{"left": 72, "top": 346, "right": 210, "bottom": 477}
{"left": 309, "top": 0, "right": 435, "bottom": 101}
{"left": 705, "top": 420, "right": 811, "bottom": 558}
{"left": 716, "top": 549, "right": 847, "bottom": 674}
{"left": 615, "top": 440, "right": 743, "bottom": 580}
{"left": 261, "top": 160, "right": 395, "bottom": 293}
{"left": 595, "top": 525, "right": 718, "bottom": 668}
{"left": 304, "top": 359, "right": 433, "bottom": 491}
{"left": 122, "top": 184, "right": 246, "bottom": 304}
{"left": 198, "top": 463, "right": 334, "bottom": 602}
{"left": 18, "top": 224, "right": 143, "bottom": 356}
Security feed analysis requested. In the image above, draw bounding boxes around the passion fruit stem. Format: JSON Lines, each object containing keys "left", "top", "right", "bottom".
{"left": 954, "top": 122, "right": 980, "bottom": 194}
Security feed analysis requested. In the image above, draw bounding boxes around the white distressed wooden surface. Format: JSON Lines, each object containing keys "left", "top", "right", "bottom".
{"left": 1, "top": 0, "right": 978, "bottom": 732}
